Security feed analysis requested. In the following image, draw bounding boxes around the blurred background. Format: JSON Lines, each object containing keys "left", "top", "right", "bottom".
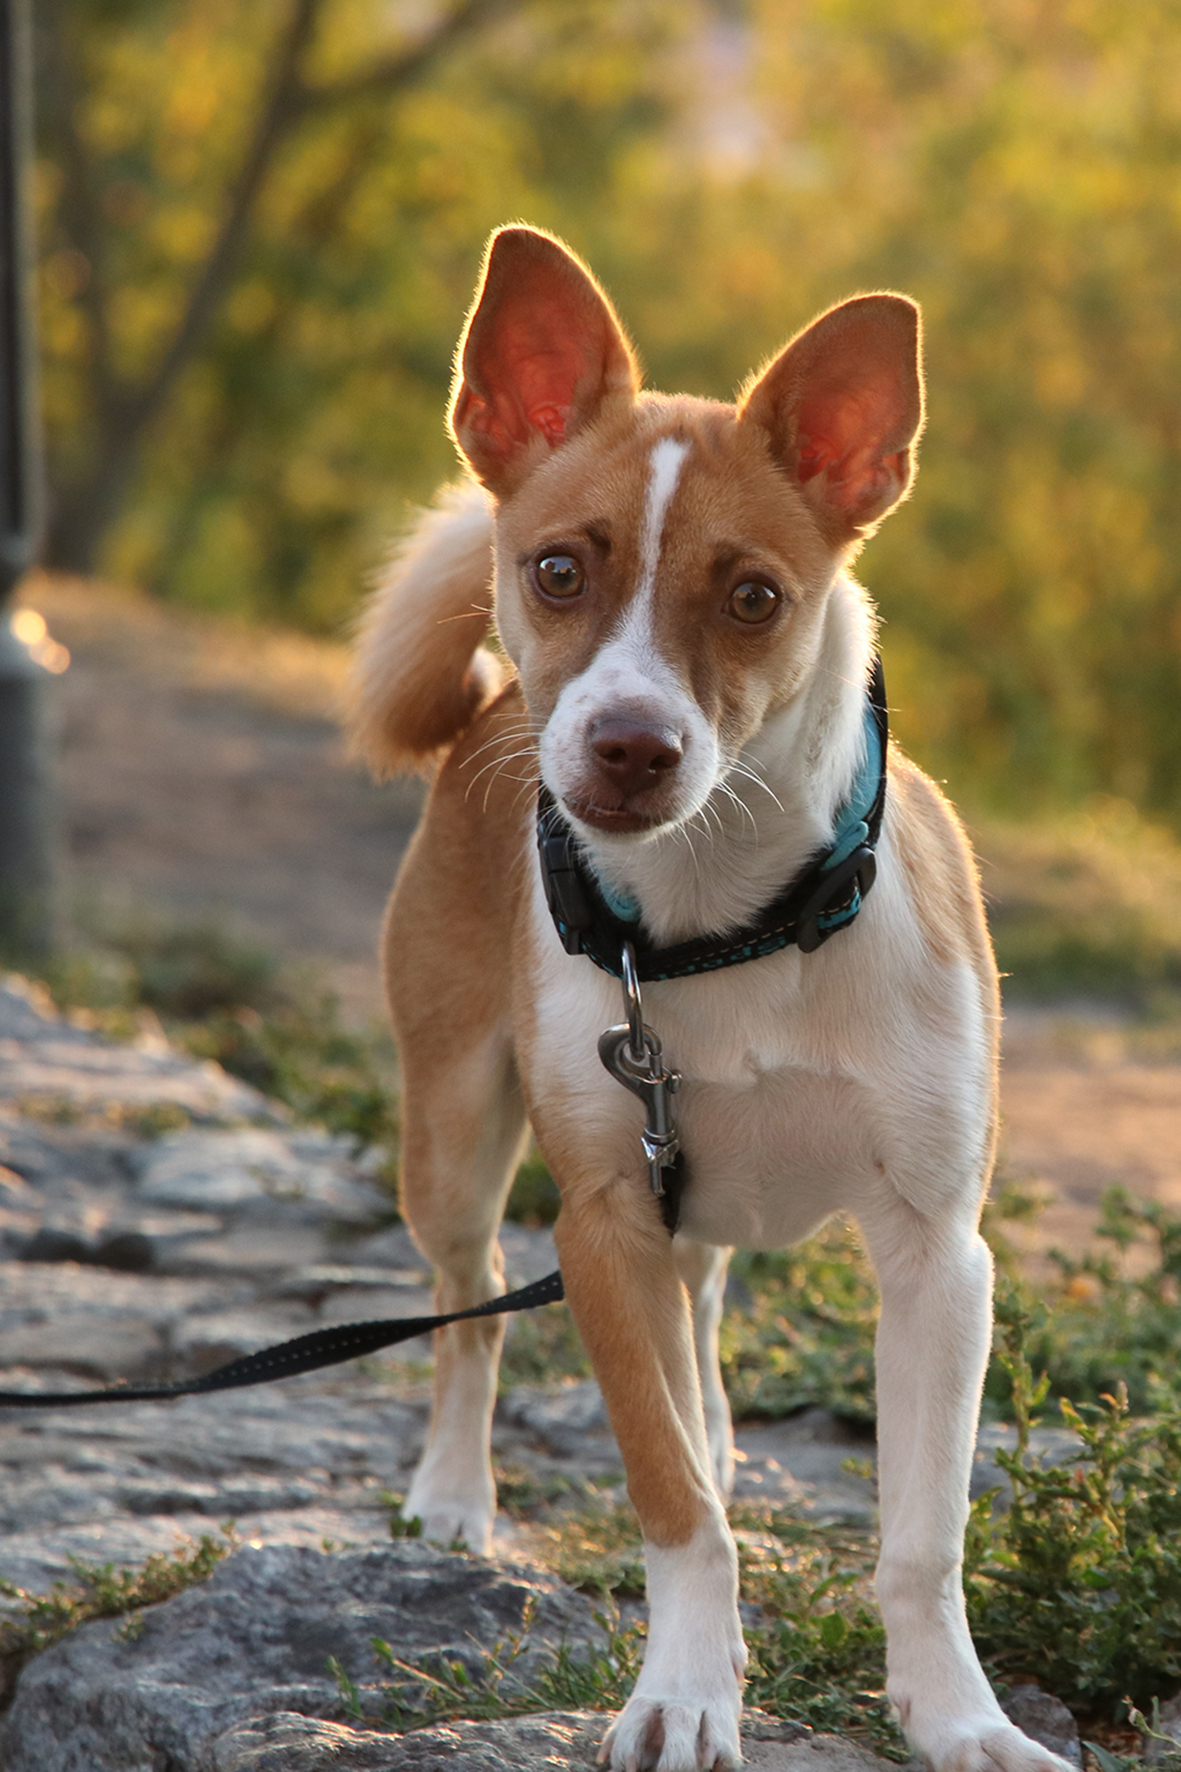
{"left": 12, "top": 0, "right": 1181, "bottom": 1247}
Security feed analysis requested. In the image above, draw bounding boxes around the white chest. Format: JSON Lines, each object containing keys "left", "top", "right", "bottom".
{"left": 519, "top": 867, "right": 995, "bottom": 1250}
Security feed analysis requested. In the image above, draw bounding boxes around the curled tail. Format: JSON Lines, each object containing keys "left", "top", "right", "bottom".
{"left": 347, "top": 481, "right": 502, "bottom": 776}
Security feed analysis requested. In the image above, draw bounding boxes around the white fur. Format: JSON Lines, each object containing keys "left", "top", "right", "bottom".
{"left": 388, "top": 436, "right": 1067, "bottom": 1772}
{"left": 540, "top": 438, "right": 722, "bottom": 842}
{"left": 599, "top": 1515, "right": 745, "bottom": 1772}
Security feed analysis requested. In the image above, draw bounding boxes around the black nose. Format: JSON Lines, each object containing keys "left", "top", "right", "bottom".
{"left": 591, "top": 718, "right": 683, "bottom": 798}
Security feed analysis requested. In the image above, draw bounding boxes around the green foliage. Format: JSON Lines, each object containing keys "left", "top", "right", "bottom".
{"left": 505, "top": 1149, "right": 561, "bottom": 1226}
{"left": 984, "top": 1190, "right": 1181, "bottom": 1419}
{"left": 0, "top": 1530, "right": 234, "bottom": 1670}
{"left": 738, "top": 1517, "right": 901, "bottom": 1755}
{"left": 980, "top": 804, "right": 1181, "bottom": 1002}
{"left": 38, "top": 921, "right": 399, "bottom": 1154}
{"left": 720, "top": 1221, "right": 879, "bottom": 1423}
{"left": 966, "top": 1293, "right": 1181, "bottom": 1720}
{"left": 37, "top": 1, "right": 1181, "bottom": 821}
{"left": 499, "top": 1301, "right": 591, "bottom": 1391}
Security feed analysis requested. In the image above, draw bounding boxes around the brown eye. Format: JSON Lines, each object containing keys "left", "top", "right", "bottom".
{"left": 728, "top": 580, "right": 780, "bottom": 625}
{"left": 535, "top": 554, "right": 585, "bottom": 600}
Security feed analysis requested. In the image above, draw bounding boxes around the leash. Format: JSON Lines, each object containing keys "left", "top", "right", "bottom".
{"left": 0, "top": 1269, "right": 565, "bottom": 1409}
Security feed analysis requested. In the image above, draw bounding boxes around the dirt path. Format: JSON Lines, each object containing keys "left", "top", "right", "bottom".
{"left": 24, "top": 575, "right": 1181, "bottom": 1253}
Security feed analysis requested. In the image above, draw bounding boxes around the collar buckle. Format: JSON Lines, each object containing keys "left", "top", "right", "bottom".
{"left": 796, "top": 844, "right": 877, "bottom": 954}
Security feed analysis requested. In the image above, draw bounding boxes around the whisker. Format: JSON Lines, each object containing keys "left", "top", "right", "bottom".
{"left": 457, "top": 722, "right": 538, "bottom": 769}
{"left": 727, "top": 759, "right": 785, "bottom": 813}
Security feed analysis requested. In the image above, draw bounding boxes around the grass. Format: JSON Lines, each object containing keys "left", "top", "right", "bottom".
{"left": 30, "top": 917, "right": 400, "bottom": 1158}
{"left": 0, "top": 1529, "right": 235, "bottom": 1701}
{"left": 363, "top": 1268, "right": 1181, "bottom": 1757}
{"left": 973, "top": 799, "right": 1181, "bottom": 1004}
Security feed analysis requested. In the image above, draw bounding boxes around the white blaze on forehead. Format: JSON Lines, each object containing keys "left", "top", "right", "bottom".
{"left": 538, "top": 426, "right": 720, "bottom": 836}
{"left": 636, "top": 436, "right": 691, "bottom": 606}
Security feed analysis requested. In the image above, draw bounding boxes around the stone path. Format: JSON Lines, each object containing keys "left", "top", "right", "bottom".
{"left": 0, "top": 976, "right": 1081, "bottom": 1769}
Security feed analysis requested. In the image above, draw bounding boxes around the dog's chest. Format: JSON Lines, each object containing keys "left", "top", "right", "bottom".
{"left": 525, "top": 928, "right": 891, "bottom": 1248}
{"left": 522, "top": 868, "right": 994, "bottom": 1249}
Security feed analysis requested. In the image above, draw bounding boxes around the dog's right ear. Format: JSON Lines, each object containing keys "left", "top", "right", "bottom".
{"left": 450, "top": 227, "right": 639, "bottom": 495}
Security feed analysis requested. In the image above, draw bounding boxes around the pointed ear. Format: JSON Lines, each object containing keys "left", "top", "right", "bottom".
{"left": 738, "top": 293, "right": 924, "bottom": 544}
{"left": 449, "top": 226, "right": 640, "bottom": 495}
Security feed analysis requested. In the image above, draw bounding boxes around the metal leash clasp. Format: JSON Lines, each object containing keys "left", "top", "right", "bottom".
{"left": 597, "top": 942, "right": 681, "bottom": 1198}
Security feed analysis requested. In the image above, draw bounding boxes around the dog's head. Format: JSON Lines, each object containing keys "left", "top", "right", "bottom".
{"left": 451, "top": 227, "right": 923, "bottom": 844}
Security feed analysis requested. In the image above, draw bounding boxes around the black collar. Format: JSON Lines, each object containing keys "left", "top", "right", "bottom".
{"left": 537, "top": 658, "right": 888, "bottom": 982}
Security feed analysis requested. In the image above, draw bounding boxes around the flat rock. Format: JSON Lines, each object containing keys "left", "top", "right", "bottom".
{"left": 210, "top": 1710, "right": 816, "bottom": 1772}
{"left": 208, "top": 1712, "right": 865, "bottom": 1772}
{"left": 0, "top": 976, "right": 267, "bottom": 1120}
{"left": 135, "top": 1128, "right": 387, "bottom": 1224}
{"left": 997, "top": 1687, "right": 1082, "bottom": 1768}
{"left": 1, "top": 1541, "right": 605, "bottom": 1771}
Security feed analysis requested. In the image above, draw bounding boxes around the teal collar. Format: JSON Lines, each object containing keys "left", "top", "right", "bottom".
{"left": 537, "top": 656, "right": 889, "bottom": 982}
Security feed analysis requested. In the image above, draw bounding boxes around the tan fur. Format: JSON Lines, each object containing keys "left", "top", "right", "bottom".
{"left": 352, "top": 227, "right": 1068, "bottom": 1772}
{"left": 347, "top": 481, "right": 501, "bottom": 775}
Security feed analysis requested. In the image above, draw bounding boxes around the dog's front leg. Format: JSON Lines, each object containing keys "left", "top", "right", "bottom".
{"left": 555, "top": 1186, "right": 745, "bottom": 1772}
{"left": 866, "top": 1213, "right": 1074, "bottom": 1772}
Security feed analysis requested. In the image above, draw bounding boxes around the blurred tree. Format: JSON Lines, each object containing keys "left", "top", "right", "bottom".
{"left": 36, "top": 0, "right": 519, "bottom": 577}
{"left": 31, "top": 0, "right": 1181, "bottom": 824}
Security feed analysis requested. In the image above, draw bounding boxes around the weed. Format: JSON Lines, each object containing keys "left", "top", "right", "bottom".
{"left": 328, "top": 1595, "right": 645, "bottom": 1732}
{"left": 492, "top": 1465, "right": 581, "bottom": 1519}
{"left": 0, "top": 1529, "right": 235, "bottom": 1678}
{"left": 505, "top": 1150, "right": 561, "bottom": 1226}
{"left": 965, "top": 1288, "right": 1181, "bottom": 1720}
{"left": 382, "top": 1493, "right": 423, "bottom": 1539}
{"left": 984, "top": 1188, "right": 1181, "bottom": 1417}
{"left": 499, "top": 1302, "right": 591, "bottom": 1390}
{"left": 532, "top": 1494, "right": 646, "bottom": 1599}
{"left": 720, "top": 1220, "right": 879, "bottom": 1423}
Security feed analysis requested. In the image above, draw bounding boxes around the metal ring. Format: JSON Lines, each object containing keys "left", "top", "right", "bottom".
{"left": 620, "top": 942, "right": 645, "bottom": 1059}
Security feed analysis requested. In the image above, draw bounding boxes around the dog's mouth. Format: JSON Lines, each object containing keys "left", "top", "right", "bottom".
{"left": 561, "top": 795, "right": 667, "bottom": 835}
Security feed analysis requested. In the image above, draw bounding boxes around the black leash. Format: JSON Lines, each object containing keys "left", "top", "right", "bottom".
{"left": 0, "top": 1269, "right": 565, "bottom": 1409}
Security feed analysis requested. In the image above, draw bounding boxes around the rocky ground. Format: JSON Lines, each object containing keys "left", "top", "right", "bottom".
{"left": 1, "top": 576, "right": 1172, "bottom": 1766}
{"left": 25, "top": 572, "right": 1181, "bottom": 1254}
{"left": 0, "top": 978, "right": 1086, "bottom": 1771}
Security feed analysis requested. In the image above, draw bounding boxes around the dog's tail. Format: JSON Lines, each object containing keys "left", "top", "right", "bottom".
{"left": 347, "top": 480, "right": 502, "bottom": 776}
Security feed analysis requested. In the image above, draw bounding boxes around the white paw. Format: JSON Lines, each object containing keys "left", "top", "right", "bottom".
{"left": 404, "top": 1469, "right": 494, "bottom": 1555}
{"left": 598, "top": 1692, "right": 742, "bottom": 1771}
{"left": 905, "top": 1709, "right": 1077, "bottom": 1772}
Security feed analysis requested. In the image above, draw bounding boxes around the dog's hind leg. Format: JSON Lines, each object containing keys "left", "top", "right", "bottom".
{"left": 674, "top": 1238, "right": 734, "bottom": 1500}
{"left": 397, "top": 1027, "right": 527, "bottom": 1554}
{"left": 861, "top": 1200, "right": 1074, "bottom": 1772}
{"left": 381, "top": 706, "right": 531, "bottom": 1556}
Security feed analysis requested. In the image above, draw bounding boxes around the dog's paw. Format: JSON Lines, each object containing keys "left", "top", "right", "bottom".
{"left": 404, "top": 1471, "right": 494, "bottom": 1555}
{"left": 905, "top": 1711, "right": 1077, "bottom": 1772}
{"left": 598, "top": 1694, "right": 742, "bottom": 1772}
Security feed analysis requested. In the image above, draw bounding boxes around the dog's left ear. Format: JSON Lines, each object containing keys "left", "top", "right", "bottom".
{"left": 738, "top": 293, "right": 924, "bottom": 544}
{"left": 450, "top": 226, "right": 639, "bottom": 495}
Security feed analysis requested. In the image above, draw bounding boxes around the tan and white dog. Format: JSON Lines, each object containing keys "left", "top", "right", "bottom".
{"left": 350, "top": 227, "right": 1067, "bottom": 1772}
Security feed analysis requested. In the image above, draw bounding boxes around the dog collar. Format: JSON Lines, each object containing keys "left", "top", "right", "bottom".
{"left": 537, "top": 657, "right": 888, "bottom": 983}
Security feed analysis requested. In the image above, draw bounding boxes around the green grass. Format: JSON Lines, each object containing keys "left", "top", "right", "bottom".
{"left": 32, "top": 918, "right": 400, "bottom": 1159}
{"left": 975, "top": 802, "right": 1181, "bottom": 1003}
{"left": 0, "top": 1530, "right": 235, "bottom": 1699}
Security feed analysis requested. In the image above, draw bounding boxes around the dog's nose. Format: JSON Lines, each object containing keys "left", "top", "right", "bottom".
{"left": 591, "top": 719, "right": 683, "bottom": 797}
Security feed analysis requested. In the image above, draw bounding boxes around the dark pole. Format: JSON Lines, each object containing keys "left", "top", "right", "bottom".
{"left": 0, "top": 0, "right": 54, "bottom": 955}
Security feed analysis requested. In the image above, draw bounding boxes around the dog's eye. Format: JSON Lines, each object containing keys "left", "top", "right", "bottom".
{"left": 728, "top": 581, "right": 780, "bottom": 625}
{"left": 535, "top": 554, "right": 585, "bottom": 600}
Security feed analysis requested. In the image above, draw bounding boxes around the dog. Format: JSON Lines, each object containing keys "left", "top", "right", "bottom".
{"left": 349, "top": 226, "right": 1070, "bottom": 1772}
